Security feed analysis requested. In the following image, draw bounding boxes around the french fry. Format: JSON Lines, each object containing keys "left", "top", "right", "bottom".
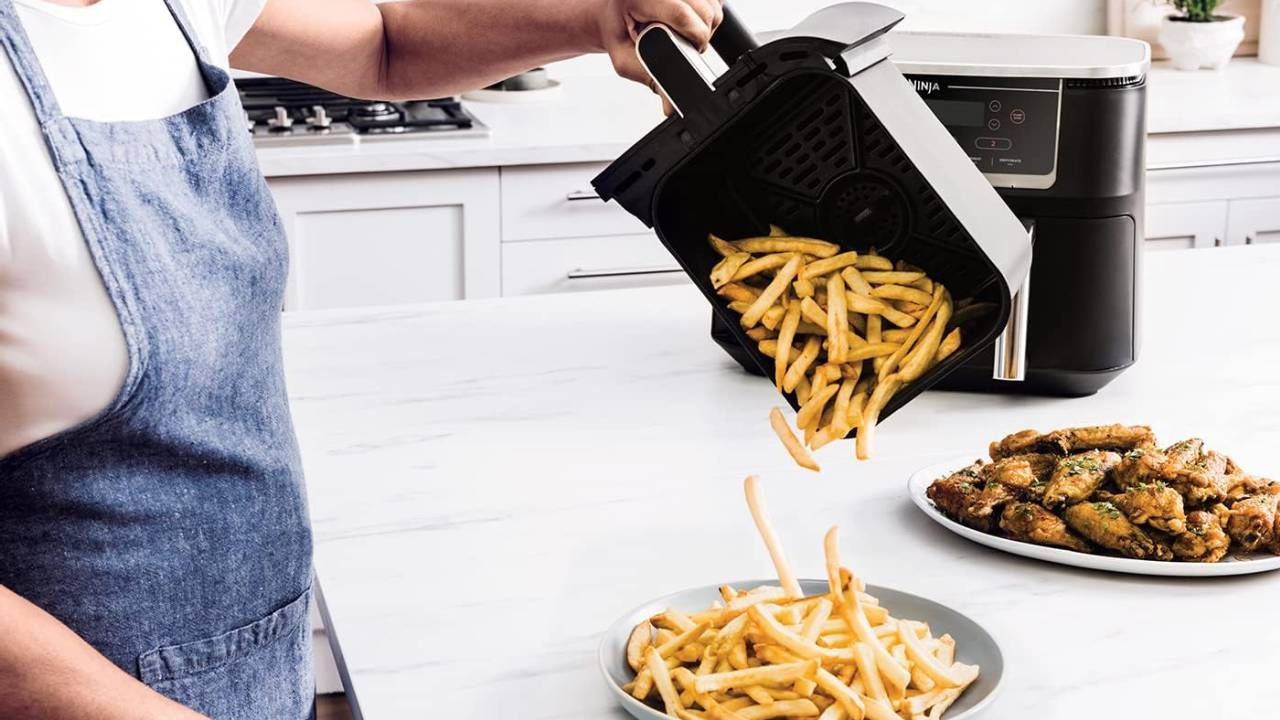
{"left": 897, "top": 298, "right": 952, "bottom": 383}
{"left": 769, "top": 408, "right": 820, "bottom": 472}
{"left": 878, "top": 287, "right": 944, "bottom": 381}
{"left": 783, "top": 337, "right": 822, "bottom": 394}
{"left": 628, "top": 621, "right": 654, "bottom": 672}
{"left": 801, "top": 252, "right": 861, "bottom": 280}
{"left": 718, "top": 282, "right": 761, "bottom": 304}
{"left": 796, "top": 384, "right": 839, "bottom": 431}
{"left": 713, "top": 252, "right": 754, "bottom": 289}
{"left": 854, "top": 255, "right": 894, "bottom": 271}
{"left": 734, "top": 253, "right": 798, "bottom": 283}
{"left": 826, "top": 273, "right": 849, "bottom": 363}
{"left": 855, "top": 374, "right": 903, "bottom": 461}
{"left": 741, "top": 255, "right": 802, "bottom": 329}
{"left": 845, "top": 293, "right": 917, "bottom": 328}
{"left": 710, "top": 233, "right": 740, "bottom": 257}
{"left": 735, "top": 237, "right": 841, "bottom": 258}
{"left": 937, "top": 328, "right": 962, "bottom": 363}
{"left": 694, "top": 660, "right": 819, "bottom": 694}
{"left": 840, "top": 266, "right": 874, "bottom": 296}
{"left": 861, "top": 271, "right": 925, "bottom": 285}
{"left": 648, "top": 646, "right": 684, "bottom": 715}
{"left": 871, "top": 284, "right": 933, "bottom": 306}
{"left": 775, "top": 302, "right": 802, "bottom": 389}
{"left": 738, "top": 699, "right": 821, "bottom": 720}
{"left": 744, "top": 476, "right": 803, "bottom": 599}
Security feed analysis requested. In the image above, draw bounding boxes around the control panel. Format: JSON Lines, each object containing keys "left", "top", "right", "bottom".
{"left": 903, "top": 75, "right": 1062, "bottom": 187}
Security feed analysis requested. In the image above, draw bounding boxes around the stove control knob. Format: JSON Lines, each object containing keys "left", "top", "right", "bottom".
{"left": 306, "top": 105, "right": 333, "bottom": 130}
{"left": 267, "top": 106, "right": 294, "bottom": 131}
{"left": 245, "top": 111, "right": 256, "bottom": 134}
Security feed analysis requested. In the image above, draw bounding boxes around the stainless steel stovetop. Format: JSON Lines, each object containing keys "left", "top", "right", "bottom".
{"left": 238, "top": 77, "right": 489, "bottom": 147}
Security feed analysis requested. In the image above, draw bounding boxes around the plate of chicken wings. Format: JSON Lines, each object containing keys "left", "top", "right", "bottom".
{"left": 909, "top": 425, "right": 1280, "bottom": 576}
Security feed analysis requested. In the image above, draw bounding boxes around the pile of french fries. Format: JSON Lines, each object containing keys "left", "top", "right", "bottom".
{"left": 621, "top": 477, "right": 980, "bottom": 720}
{"left": 708, "top": 228, "right": 961, "bottom": 468}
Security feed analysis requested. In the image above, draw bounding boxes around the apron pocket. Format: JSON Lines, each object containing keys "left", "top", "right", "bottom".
{"left": 138, "top": 585, "right": 312, "bottom": 685}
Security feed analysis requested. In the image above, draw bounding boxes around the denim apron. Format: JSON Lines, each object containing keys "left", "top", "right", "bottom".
{"left": 0, "top": 2, "right": 314, "bottom": 718}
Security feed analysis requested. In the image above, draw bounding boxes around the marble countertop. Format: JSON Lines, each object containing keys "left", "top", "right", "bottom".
{"left": 284, "top": 244, "right": 1280, "bottom": 720}
{"left": 256, "top": 57, "right": 1280, "bottom": 178}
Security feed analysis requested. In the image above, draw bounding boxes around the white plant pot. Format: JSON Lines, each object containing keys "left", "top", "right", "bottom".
{"left": 1158, "top": 14, "right": 1246, "bottom": 71}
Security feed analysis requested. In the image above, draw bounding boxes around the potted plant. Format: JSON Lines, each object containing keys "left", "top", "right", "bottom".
{"left": 1158, "top": 0, "right": 1247, "bottom": 70}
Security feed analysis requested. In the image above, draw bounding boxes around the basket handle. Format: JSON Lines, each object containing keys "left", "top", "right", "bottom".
{"left": 636, "top": 3, "right": 758, "bottom": 118}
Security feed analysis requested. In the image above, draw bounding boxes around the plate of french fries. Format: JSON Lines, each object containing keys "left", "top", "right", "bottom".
{"left": 600, "top": 478, "right": 1003, "bottom": 720}
{"left": 707, "top": 228, "right": 991, "bottom": 469}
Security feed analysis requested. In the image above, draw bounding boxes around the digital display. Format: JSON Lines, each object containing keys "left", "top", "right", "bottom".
{"left": 925, "top": 99, "right": 986, "bottom": 129}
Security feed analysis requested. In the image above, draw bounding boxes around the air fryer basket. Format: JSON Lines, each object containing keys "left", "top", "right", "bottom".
{"left": 595, "top": 5, "right": 1024, "bottom": 428}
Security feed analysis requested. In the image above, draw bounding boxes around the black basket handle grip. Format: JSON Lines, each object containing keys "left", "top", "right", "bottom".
{"left": 636, "top": 3, "right": 758, "bottom": 118}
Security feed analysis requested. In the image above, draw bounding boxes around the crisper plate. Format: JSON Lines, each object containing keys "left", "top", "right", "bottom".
{"left": 909, "top": 458, "right": 1280, "bottom": 577}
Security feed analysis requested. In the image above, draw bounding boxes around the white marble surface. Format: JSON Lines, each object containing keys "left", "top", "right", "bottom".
{"left": 284, "top": 245, "right": 1280, "bottom": 720}
{"left": 1147, "top": 58, "right": 1280, "bottom": 134}
{"left": 255, "top": 56, "right": 1280, "bottom": 178}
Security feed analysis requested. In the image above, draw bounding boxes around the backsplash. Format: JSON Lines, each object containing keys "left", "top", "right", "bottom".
{"left": 551, "top": 0, "right": 1108, "bottom": 77}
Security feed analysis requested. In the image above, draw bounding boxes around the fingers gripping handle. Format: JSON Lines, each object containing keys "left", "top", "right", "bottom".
{"left": 636, "top": 3, "right": 759, "bottom": 118}
{"left": 636, "top": 25, "right": 719, "bottom": 117}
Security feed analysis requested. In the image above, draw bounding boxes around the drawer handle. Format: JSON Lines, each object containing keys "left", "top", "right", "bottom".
{"left": 566, "top": 265, "right": 684, "bottom": 280}
{"left": 565, "top": 190, "right": 602, "bottom": 202}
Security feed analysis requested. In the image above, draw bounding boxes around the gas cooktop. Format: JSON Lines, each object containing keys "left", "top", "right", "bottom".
{"left": 237, "top": 77, "right": 489, "bottom": 147}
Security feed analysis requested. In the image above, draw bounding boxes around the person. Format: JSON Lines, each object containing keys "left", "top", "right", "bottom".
{"left": 0, "top": 0, "right": 723, "bottom": 717}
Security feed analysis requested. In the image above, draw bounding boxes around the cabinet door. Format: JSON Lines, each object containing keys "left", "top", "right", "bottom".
{"left": 1227, "top": 197, "right": 1280, "bottom": 245}
{"left": 268, "top": 169, "right": 500, "bottom": 311}
{"left": 1145, "top": 201, "right": 1228, "bottom": 251}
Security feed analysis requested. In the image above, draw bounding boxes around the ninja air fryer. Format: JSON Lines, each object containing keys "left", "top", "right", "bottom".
{"left": 593, "top": 2, "right": 1033, "bottom": 425}
{"left": 890, "top": 31, "right": 1151, "bottom": 396}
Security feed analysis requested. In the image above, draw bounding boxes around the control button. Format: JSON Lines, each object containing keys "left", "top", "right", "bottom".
{"left": 989, "top": 100, "right": 1002, "bottom": 113}
{"left": 1010, "top": 108, "right": 1026, "bottom": 125}
{"left": 975, "top": 137, "right": 1014, "bottom": 151}
{"left": 987, "top": 118, "right": 1002, "bottom": 131}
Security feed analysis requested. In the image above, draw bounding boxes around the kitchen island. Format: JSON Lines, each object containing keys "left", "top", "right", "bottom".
{"left": 284, "top": 244, "right": 1280, "bottom": 720}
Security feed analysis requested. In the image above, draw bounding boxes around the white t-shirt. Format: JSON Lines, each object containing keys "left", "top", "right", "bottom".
{"left": 0, "top": 0, "right": 266, "bottom": 458}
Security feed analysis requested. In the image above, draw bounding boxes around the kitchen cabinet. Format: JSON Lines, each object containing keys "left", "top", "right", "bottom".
{"left": 268, "top": 169, "right": 500, "bottom": 311}
{"left": 500, "top": 163, "right": 648, "bottom": 242}
{"left": 1226, "top": 197, "right": 1280, "bottom": 245}
{"left": 1145, "top": 200, "right": 1227, "bottom": 250}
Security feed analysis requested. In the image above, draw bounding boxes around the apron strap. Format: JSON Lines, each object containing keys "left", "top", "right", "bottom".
{"left": 158, "top": 0, "right": 221, "bottom": 80}
{"left": 0, "top": 0, "right": 65, "bottom": 124}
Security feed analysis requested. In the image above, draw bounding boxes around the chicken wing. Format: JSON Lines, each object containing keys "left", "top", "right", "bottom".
{"left": 1165, "top": 450, "right": 1230, "bottom": 506}
{"left": 989, "top": 425, "right": 1154, "bottom": 460}
{"left": 1112, "top": 447, "right": 1167, "bottom": 490}
{"left": 927, "top": 462, "right": 991, "bottom": 531}
{"left": 1063, "top": 501, "right": 1173, "bottom": 560}
{"left": 1171, "top": 511, "right": 1231, "bottom": 563}
{"left": 1222, "top": 474, "right": 1275, "bottom": 501}
{"left": 999, "top": 502, "right": 1093, "bottom": 553}
{"left": 1046, "top": 425, "right": 1156, "bottom": 454}
{"left": 1224, "top": 485, "right": 1280, "bottom": 553}
{"left": 1042, "top": 450, "right": 1122, "bottom": 510}
{"left": 1107, "top": 482, "right": 1187, "bottom": 534}
{"left": 989, "top": 429, "right": 1056, "bottom": 460}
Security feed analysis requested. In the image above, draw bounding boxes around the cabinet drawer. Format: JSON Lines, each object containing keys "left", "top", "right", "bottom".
{"left": 500, "top": 163, "right": 647, "bottom": 242}
{"left": 502, "top": 234, "right": 690, "bottom": 296}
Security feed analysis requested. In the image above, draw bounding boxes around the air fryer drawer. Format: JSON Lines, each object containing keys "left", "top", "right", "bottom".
{"left": 501, "top": 164, "right": 650, "bottom": 242}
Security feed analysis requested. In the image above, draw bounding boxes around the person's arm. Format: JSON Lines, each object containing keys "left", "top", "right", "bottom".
{"left": 230, "top": 0, "right": 723, "bottom": 100}
{"left": 0, "top": 586, "right": 207, "bottom": 720}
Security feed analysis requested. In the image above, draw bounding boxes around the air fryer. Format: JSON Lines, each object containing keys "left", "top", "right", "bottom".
{"left": 593, "top": 3, "right": 1032, "bottom": 427}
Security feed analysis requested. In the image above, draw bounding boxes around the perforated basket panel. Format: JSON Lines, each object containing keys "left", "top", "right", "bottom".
{"left": 649, "top": 69, "right": 1010, "bottom": 418}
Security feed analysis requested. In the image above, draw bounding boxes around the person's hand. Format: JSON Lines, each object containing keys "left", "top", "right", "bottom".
{"left": 597, "top": 0, "right": 724, "bottom": 108}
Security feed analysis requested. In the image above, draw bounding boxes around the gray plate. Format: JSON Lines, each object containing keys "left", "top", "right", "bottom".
{"left": 599, "top": 578, "right": 1003, "bottom": 720}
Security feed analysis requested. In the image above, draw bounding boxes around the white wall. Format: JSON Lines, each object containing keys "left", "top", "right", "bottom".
{"left": 730, "top": 0, "right": 1107, "bottom": 35}
{"left": 550, "top": 0, "right": 1107, "bottom": 77}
